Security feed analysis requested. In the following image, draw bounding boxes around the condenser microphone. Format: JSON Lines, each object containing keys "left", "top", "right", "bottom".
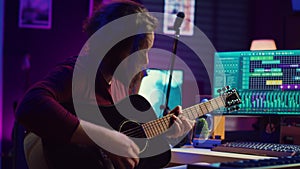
{"left": 173, "top": 12, "right": 185, "bottom": 31}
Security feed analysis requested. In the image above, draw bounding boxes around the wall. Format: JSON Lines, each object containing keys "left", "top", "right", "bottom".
{"left": 143, "top": 0, "right": 252, "bottom": 103}
{"left": 0, "top": 0, "right": 4, "bottom": 167}
{"left": 2, "top": 0, "right": 89, "bottom": 154}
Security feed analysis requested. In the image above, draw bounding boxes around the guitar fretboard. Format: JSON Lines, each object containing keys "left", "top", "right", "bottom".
{"left": 141, "top": 95, "right": 225, "bottom": 139}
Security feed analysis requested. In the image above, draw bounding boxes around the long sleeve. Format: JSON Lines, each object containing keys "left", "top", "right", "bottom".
{"left": 15, "top": 57, "right": 79, "bottom": 143}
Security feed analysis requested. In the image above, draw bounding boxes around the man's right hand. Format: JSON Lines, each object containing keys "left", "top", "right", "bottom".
{"left": 71, "top": 120, "right": 140, "bottom": 169}
{"left": 106, "top": 150, "right": 140, "bottom": 169}
{"left": 105, "top": 130, "right": 140, "bottom": 169}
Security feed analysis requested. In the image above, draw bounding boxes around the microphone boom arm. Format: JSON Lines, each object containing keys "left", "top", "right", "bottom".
{"left": 163, "top": 12, "right": 185, "bottom": 116}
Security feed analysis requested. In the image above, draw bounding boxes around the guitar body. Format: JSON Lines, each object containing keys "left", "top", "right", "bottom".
{"left": 99, "top": 94, "right": 171, "bottom": 169}
{"left": 24, "top": 87, "right": 241, "bottom": 169}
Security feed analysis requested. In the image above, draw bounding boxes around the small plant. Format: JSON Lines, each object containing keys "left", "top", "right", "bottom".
{"left": 194, "top": 118, "right": 210, "bottom": 139}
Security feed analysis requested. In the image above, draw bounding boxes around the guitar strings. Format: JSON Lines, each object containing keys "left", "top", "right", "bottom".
{"left": 121, "top": 114, "right": 172, "bottom": 138}
{"left": 120, "top": 96, "right": 226, "bottom": 138}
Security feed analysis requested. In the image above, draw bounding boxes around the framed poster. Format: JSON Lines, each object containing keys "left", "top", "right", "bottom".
{"left": 164, "top": 0, "right": 195, "bottom": 36}
{"left": 19, "top": 0, "right": 52, "bottom": 29}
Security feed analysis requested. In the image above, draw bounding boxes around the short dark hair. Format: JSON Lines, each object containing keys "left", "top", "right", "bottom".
{"left": 83, "top": 0, "right": 157, "bottom": 37}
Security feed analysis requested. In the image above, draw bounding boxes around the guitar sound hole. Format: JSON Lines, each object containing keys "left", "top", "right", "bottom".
{"left": 119, "top": 120, "right": 148, "bottom": 153}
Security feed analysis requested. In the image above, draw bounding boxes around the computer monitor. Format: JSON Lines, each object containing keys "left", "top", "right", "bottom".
{"left": 213, "top": 49, "right": 300, "bottom": 115}
{"left": 139, "top": 68, "right": 183, "bottom": 118}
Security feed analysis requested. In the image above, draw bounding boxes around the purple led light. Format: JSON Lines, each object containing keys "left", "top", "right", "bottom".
{"left": 280, "top": 84, "right": 300, "bottom": 90}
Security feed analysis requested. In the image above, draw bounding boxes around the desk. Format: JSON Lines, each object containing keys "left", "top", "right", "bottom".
{"left": 168, "top": 147, "right": 274, "bottom": 167}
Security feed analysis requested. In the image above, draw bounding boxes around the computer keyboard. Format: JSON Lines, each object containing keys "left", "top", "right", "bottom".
{"left": 211, "top": 141, "right": 300, "bottom": 157}
{"left": 187, "top": 154, "right": 300, "bottom": 169}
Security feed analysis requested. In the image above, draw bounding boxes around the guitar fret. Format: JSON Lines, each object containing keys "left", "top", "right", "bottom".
{"left": 196, "top": 104, "right": 203, "bottom": 117}
{"left": 156, "top": 119, "right": 165, "bottom": 134}
{"left": 219, "top": 97, "right": 225, "bottom": 106}
{"left": 194, "top": 105, "right": 199, "bottom": 117}
{"left": 151, "top": 121, "right": 159, "bottom": 136}
{"left": 142, "top": 116, "right": 170, "bottom": 139}
{"left": 144, "top": 123, "right": 152, "bottom": 138}
{"left": 202, "top": 103, "right": 209, "bottom": 114}
{"left": 162, "top": 118, "right": 169, "bottom": 131}
{"left": 148, "top": 121, "right": 156, "bottom": 136}
{"left": 148, "top": 123, "right": 156, "bottom": 138}
{"left": 190, "top": 107, "right": 196, "bottom": 119}
{"left": 184, "top": 107, "right": 194, "bottom": 120}
{"left": 157, "top": 119, "right": 165, "bottom": 132}
{"left": 146, "top": 123, "right": 154, "bottom": 138}
{"left": 210, "top": 99, "right": 218, "bottom": 110}
{"left": 207, "top": 100, "right": 214, "bottom": 112}
{"left": 219, "top": 95, "right": 226, "bottom": 106}
{"left": 156, "top": 120, "right": 164, "bottom": 134}
{"left": 214, "top": 97, "right": 221, "bottom": 108}
{"left": 142, "top": 123, "right": 150, "bottom": 138}
{"left": 193, "top": 107, "right": 197, "bottom": 118}
{"left": 162, "top": 116, "right": 170, "bottom": 128}
{"left": 186, "top": 108, "right": 192, "bottom": 120}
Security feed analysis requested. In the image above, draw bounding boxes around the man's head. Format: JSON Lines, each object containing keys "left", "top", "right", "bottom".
{"left": 83, "top": 0, "right": 158, "bottom": 87}
{"left": 83, "top": 0, "right": 153, "bottom": 37}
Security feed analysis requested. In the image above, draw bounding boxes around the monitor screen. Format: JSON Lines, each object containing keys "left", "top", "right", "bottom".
{"left": 138, "top": 68, "right": 183, "bottom": 118}
{"left": 213, "top": 49, "right": 300, "bottom": 115}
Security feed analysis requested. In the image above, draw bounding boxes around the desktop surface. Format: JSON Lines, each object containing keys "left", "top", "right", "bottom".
{"left": 168, "top": 147, "right": 300, "bottom": 169}
{"left": 170, "top": 147, "right": 274, "bottom": 165}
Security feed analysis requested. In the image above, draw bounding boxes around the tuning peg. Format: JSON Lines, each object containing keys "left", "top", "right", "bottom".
{"left": 222, "top": 87, "right": 227, "bottom": 92}
{"left": 233, "top": 106, "right": 240, "bottom": 111}
{"left": 228, "top": 107, "right": 235, "bottom": 112}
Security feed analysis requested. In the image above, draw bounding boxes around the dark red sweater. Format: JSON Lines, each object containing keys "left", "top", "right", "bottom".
{"left": 15, "top": 56, "right": 118, "bottom": 143}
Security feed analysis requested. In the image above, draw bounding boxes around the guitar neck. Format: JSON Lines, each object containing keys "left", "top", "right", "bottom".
{"left": 141, "top": 95, "right": 225, "bottom": 139}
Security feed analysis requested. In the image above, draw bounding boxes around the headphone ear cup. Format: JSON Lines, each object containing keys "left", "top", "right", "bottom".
{"left": 206, "top": 114, "right": 213, "bottom": 133}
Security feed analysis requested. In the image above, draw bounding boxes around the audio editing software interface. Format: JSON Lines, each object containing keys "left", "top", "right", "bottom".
{"left": 213, "top": 50, "right": 300, "bottom": 115}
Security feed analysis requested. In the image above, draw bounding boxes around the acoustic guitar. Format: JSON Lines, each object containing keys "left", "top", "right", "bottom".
{"left": 24, "top": 86, "right": 241, "bottom": 169}
{"left": 99, "top": 86, "right": 241, "bottom": 168}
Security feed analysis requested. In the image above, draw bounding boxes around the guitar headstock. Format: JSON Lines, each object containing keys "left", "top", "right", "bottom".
{"left": 218, "top": 86, "right": 242, "bottom": 112}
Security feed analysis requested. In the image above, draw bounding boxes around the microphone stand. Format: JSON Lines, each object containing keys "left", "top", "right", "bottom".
{"left": 163, "top": 12, "right": 188, "bottom": 148}
{"left": 163, "top": 19, "right": 182, "bottom": 116}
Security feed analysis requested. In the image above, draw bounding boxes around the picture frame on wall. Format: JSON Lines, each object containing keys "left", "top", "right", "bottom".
{"left": 163, "top": 0, "right": 195, "bottom": 36}
{"left": 19, "top": 0, "right": 52, "bottom": 29}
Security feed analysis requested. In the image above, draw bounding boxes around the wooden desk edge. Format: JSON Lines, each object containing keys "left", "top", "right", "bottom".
{"left": 170, "top": 147, "right": 274, "bottom": 166}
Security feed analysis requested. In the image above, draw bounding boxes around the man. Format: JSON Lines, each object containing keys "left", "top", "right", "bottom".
{"left": 16, "top": 1, "right": 193, "bottom": 169}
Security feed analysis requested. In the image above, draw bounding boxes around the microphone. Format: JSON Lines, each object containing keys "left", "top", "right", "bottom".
{"left": 173, "top": 12, "right": 185, "bottom": 31}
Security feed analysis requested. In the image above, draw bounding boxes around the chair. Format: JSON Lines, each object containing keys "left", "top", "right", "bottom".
{"left": 23, "top": 133, "right": 49, "bottom": 169}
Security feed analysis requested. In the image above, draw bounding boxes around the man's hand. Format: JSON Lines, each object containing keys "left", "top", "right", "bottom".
{"left": 107, "top": 151, "right": 139, "bottom": 169}
{"left": 106, "top": 131, "right": 140, "bottom": 169}
{"left": 165, "top": 106, "right": 194, "bottom": 139}
{"left": 72, "top": 120, "right": 140, "bottom": 169}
